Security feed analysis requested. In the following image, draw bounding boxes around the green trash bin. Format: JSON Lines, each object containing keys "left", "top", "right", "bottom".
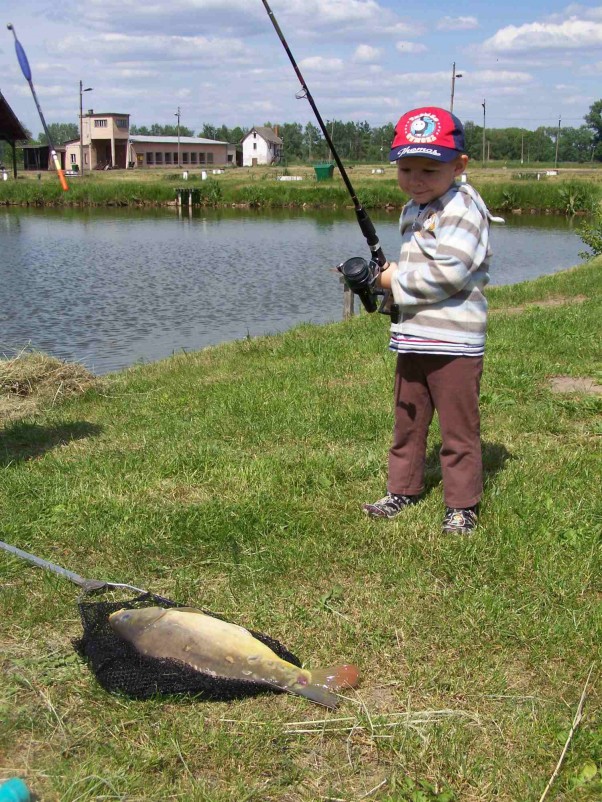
{"left": 314, "top": 163, "right": 335, "bottom": 181}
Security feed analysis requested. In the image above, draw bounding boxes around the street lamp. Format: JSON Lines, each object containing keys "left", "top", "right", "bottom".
{"left": 79, "top": 81, "right": 92, "bottom": 176}
{"left": 175, "top": 107, "right": 181, "bottom": 168}
{"left": 450, "top": 62, "right": 463, "bottom": 113}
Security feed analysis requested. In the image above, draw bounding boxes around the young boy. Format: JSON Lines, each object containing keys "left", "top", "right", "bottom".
{"left": 363, "top": 106, "right": 498, "bottom": 534}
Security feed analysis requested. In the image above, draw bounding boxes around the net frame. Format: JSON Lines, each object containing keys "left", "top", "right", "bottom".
{"left": 74, "top": 591, "right": 301, "bottom": 701}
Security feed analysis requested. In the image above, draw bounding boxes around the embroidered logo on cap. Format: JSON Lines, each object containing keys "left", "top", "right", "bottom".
{"left": 405, "top": 112, "right": 442, "bottom": 145}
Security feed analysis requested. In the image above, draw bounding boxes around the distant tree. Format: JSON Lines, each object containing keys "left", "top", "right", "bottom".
{"left": 38, "top": 122, "right": 78, "bottom": 145}
{"left": 368, "top": 123, "right": 395, "bottom": 162}
{"left": 229, "top": 126, "right": 246, "bottom": 144}
{"left": 199, "top": 123, "right": 218, "bottom": 140}
{"left": 462, "top": 120, "right": 483, "bottom": 161}
{"left": 303, "top": 122, "right": 322, "bottom": 161}
{"left": 122, "top": 116, "right": 602, "bottom": 165}
{"left": 585, "top": 100, "right": 602, "bottom": 156}
{"left": 278, "top": 122, "right": 304, "bottom": 162}
{"left": 130, "top": 123, "right": 193, "bottom": 136}
{"left": 526, "top": 127, "right": 555, "bottom": 162}
{"left": 558, "top": 126, "right": 596, "bottom": 162}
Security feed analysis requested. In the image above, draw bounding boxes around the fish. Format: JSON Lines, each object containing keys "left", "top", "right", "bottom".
{"left": 108, "top": 606, "right": 359, "bottom": 709}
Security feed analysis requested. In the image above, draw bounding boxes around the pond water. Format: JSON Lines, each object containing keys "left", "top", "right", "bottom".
{"left": 0, "top": 206, "right": 585, "bottom": 374}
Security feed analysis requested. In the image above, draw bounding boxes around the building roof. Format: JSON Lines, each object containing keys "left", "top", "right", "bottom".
{"left": 85, "top": 112, "right": 130, "bottom": 118}
{"left": 0, "top": 91, "right": 28, "bottom": 143}
{"left": 243, "top": 126, "right": 283, "bottom": 145}
{"left": 129, "top": 135, "right": 228, "bottom": 145}
{"left": 22, "top": 143, "right": 66, "bottom": 152}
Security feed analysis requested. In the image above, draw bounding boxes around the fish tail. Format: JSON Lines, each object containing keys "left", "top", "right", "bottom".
{"left": 293, "top": 683, "right": 339, "bottom": 709}
{"left": 310, "top": 664, "right": 360, "bottom": 692}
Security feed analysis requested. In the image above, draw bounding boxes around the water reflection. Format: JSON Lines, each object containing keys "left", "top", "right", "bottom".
{"left": 0, "top": 206, "right": 584, "bottom": 374}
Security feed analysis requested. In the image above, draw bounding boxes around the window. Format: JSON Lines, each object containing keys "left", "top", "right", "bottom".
{"left": 155, "top": 152, "right": 163, "bottom": 164}
{"left": 199, "top": 153, "right": 206, "bottom": 164}
{"left": 182, "top": 153, "right": 189, "bottom": 164}
{"left": 94, "top": 119, "right": 108, "bottom": 128}
{"left": 253, "top": 143, "right": 257, "bottom": 150}
{"left": 207, "top": 153, "right": 214, "bottom": 164}
{"left": 70, "top": 153, "right": 77, "bottom": 164}
{"left": 146, "top": 152, "right": 154, "bottom": 165}
{"left": 190, "top": 153, "right": 198, "bottom": 164}
{"left": 116, "top": 119, "right": 128, "bottom": 129}
{"left": 165, "top": 152, "right": 172, "bottom": 164}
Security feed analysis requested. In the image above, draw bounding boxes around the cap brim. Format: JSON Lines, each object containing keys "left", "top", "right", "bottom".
{"left": 389, "top": 145, "right": 461, "bottom": 163}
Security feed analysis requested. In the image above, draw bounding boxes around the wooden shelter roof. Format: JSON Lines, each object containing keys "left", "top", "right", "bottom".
{"left": 0, "top": 91, "right": 28, "bottom": 143}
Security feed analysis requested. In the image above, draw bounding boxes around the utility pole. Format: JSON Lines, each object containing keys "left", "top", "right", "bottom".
{"left": 481, "top": 99, "right": 486, "bottom": 168}
{"left": 554, "top": 115, "right": 561, "bottom": 169}
{"left": 175, "top": 107, "right": 181, "bottom": 168}
{"left": 79, "top": 80, "right": 92, "bottom": 175}
{"left": 450, "top": 62, "right": 463, "bottom": 113}
{"left": 521, "top": 133, "right": 524, "bottom": 165}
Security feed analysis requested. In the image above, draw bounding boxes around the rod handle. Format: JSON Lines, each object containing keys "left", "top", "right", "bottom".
{"left": 50, "top": 152, "right": 69, "bottom": 191}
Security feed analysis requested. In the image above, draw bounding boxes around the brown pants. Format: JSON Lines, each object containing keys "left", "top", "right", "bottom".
{"left": 388, "top": 353, "right": 484, "bottom": 509}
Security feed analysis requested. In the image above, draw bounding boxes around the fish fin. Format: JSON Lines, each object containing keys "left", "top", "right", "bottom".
{"left": 292, "top": 683, "right": 339, "bottom": 709}
{"left": 310, "top": 664, "right": 360, "bottom": 692}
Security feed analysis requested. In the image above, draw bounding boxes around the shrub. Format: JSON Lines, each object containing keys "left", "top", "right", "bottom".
{"left": 579, "top": 213, "right": 602, "bottom": 258}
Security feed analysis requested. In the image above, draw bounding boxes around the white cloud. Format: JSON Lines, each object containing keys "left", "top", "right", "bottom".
{"left": 546, "top": 4, "right": 602, "bottom": 23}
{"left": 384, "top": 22, "right": 424, "bottom": 37}
{"left": 54, "top": 32, "right": 253, "bottom": 66}
{"left": 482, "top": 19, "right": 602, "bottom": 54}
{"left": 298, "top": 56, "right": 345, "bottom": 72}
{"left": 353, "top": 44, "right": 381, "bottom": 62}
{"left": 471, "top": 69, "right": 533, "bottom": 85}
{"left": 437, "top": 16, "right": 479, "bottom": 31}
{"left": 395, "top": 41, "right": 428, "bottom": 54}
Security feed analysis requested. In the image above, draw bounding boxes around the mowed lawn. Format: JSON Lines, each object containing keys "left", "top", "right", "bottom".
{"left": 0, "top": 259, "right": 600, "bottom": 802}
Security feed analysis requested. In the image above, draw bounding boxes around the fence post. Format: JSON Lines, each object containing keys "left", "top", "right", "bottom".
{"left": 342, "top": 280, "right": 355, "bottom": 319}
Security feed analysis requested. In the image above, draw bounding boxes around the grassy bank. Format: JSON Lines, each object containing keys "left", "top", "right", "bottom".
{"left": 1, "top": 164, "right": 601, "bottom": 214}
{"left": 1, "top": 260, "right": 601, "bottom": 802}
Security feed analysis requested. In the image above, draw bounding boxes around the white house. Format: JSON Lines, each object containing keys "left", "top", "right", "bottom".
{"left": 241, "top": 126, "right": 283, "bottom": 167}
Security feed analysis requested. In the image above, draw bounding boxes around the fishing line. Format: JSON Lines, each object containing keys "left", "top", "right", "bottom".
{"left": 260, "top": 0, "right": 386, "bottom": 269}
{"left": 7, "top": 23, "right": 69, "bottom": 191}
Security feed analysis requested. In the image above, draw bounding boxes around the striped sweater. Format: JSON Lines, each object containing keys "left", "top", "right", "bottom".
{"left": 389, "top": 182, "right": 493, "bottom": 351}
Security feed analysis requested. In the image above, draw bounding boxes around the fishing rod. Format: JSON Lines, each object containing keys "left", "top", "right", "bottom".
{"left": 260, "top": 0, "right": 391, "bottom": 315}
{"left": 7, "top": 23, "right": 69, "bottom": 191}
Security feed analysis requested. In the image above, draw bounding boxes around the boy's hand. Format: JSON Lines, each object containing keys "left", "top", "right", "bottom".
{"left": 376, "top": 261, "right": 397, "bottom": 290}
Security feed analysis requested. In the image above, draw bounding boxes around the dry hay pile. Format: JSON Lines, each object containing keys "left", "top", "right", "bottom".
{"left": 0, "top": 351, "right": 101, "bottom": 424}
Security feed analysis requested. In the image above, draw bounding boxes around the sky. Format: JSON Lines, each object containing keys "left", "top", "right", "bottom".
{"left": 1, "top": 0, "right": 601, "bottom": 140}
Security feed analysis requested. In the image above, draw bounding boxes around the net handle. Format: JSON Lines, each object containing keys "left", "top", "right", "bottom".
{"left": 0, "top": 539, "right": 148, "bottom": 595}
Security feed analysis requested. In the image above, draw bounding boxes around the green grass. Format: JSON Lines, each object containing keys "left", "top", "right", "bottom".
{"left": 0, "top": 260, "right": 601, "bottom": 802}
{"left": 1, "top": 165, "right": 602, "bottom": 213}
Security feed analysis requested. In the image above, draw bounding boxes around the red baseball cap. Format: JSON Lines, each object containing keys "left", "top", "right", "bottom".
{"left": 389, "top": 106, "right": 465, "bottom": 162}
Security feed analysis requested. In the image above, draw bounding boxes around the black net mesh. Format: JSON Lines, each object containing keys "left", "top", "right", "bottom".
{"left": 74, "top": 592, "right": 301, "bottom": 701}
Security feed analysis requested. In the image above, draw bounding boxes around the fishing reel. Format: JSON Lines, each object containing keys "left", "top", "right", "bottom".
{"left": 338, "top": 257, "right": 396, "bottom": 317}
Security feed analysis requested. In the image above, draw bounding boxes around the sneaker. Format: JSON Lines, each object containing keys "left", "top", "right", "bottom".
{"left": 442, "top": 507, "right": 478, "bottom": 534}
{"left": 362, "top": 493, "right": 419, "bottom": 519}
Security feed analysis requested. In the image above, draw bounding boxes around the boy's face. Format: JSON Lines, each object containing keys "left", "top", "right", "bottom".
{"left": 396, "top": 155, "right": 468, "bottom": 204}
